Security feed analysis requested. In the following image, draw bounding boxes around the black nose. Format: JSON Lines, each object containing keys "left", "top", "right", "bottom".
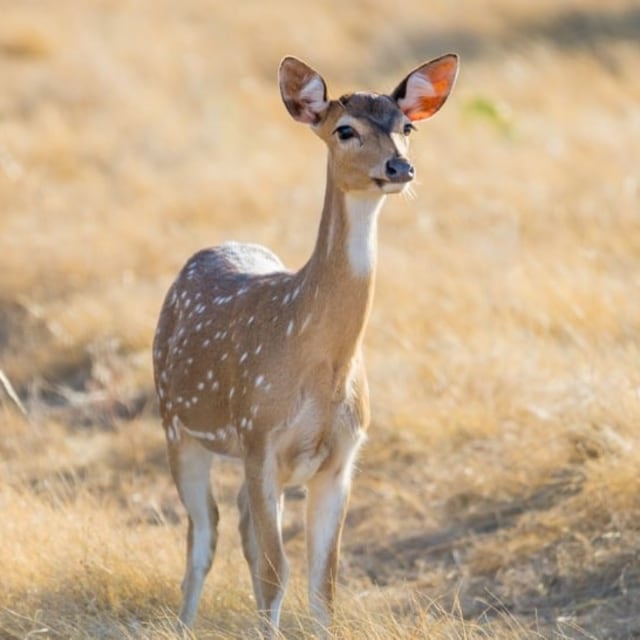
{"left": 385, "top": 157, "right": 415, "bottom": 183}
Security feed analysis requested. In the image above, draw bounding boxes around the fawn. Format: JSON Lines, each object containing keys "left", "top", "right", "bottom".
{"left": 153, "top": 53, "right": 458, "bottom": 638}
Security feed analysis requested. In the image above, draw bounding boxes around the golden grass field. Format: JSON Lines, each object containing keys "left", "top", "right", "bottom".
{"left": 1, "top": 0, "right": 640, "bottom": 637}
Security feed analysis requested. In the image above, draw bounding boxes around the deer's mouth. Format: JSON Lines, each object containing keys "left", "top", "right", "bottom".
{"left": 373, "top": 178, "right": 409, "bottom": 194}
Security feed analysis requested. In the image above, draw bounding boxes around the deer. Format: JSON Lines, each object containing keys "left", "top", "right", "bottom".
{"left": 152, "top": 53, "right": 458, "bottom": 638}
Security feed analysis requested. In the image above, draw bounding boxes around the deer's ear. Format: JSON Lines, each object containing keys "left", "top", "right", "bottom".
{"left": 279, "top": 56, "right": 329, "bottom": 125}
{"left": 391, "top": 54, "right": 459, "bottom": 122}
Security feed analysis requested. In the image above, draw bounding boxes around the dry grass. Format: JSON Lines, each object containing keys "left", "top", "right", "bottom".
{"left": 2, "top": 0, "right": 640, "bottom": 638}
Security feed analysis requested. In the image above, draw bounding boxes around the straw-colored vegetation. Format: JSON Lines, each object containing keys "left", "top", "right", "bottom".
{"left": 1, "top": 0, "right": 639, "bottom": 638}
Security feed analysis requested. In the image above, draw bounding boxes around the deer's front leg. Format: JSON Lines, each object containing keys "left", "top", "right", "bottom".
{"left": 305, "top": 466, "right": 352, "bottom": 638}
{"left": 245, "top": 454, "right": 288, "bottom": 637}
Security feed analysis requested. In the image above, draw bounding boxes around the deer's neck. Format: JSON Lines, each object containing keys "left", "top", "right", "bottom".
{"left": 297, "top": 164, "right": 385, "bottom": 365}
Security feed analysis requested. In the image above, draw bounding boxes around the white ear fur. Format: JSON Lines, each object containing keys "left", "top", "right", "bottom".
{"left": 397, "top": 74, "right": 435, "bottom": 114}
{"left": 279, "top": 56, "right": 330, "bottom": 125}
{"left": 391, "top": 54, "right": 459, "bottom": 122}
{"left": 298, "top": 75, "right": 329, "bottom": 120}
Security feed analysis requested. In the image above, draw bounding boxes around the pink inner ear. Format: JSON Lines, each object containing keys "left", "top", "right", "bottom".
{"left": 280, "top": 57, "right": 329, "bottom": 124}
{"left": 399, "top": 56, "right": 458, "bottom": 121}
{"left": 298, "top": 75, "right": 329, "bottom": 124}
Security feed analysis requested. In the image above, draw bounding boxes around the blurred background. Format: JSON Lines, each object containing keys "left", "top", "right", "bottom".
{"left": 1, "top": 1, "right": 639, "bottom": 638}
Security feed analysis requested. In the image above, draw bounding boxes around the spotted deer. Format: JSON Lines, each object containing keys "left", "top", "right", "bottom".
{"left": 152, "top": 53, "right": 458, "bottom": 637}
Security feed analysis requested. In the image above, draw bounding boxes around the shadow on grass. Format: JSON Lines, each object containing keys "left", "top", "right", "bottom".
{"left": 347, "top": 464, "right": 640, "bottom": 639}
{"left": 348, "top": 468, "right": 584, "bottom": 586}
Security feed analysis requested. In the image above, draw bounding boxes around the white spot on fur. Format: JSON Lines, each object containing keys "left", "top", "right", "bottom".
{"left": 286, "top": 320, "right": 294, "bottom": 336}
{"left": 255, "top": 375, "right": 265, "bottom": 387}
{"left": 166, "top": 421, "right": 175, "bottom": 442}
{"left": 167, "top": 415, "right": 182, "bottom": 443}
{"left": 300, "top": 313, "right": 312, "bottom": 334}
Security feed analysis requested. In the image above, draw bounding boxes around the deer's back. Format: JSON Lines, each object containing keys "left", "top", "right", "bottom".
{"left": 153, "top": 242, "right": 289, "bottom": 453}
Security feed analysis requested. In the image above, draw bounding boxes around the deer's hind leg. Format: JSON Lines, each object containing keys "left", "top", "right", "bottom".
{"left": 237, "top": 481, "right": 264, "bottom": 611}
{"left": 168, "top": 432, "right": 219, "bottom": 629}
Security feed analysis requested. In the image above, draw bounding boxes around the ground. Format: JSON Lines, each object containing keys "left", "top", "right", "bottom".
{"left": 1, "top": 1, "right": 640, "bottom": 638}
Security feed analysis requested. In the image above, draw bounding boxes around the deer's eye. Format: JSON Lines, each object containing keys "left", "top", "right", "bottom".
{"left": 403, "top": 123, "right": 416, "bottom": 136}
{"left": 334, "top": 125, "right": 357, "bottom": 141}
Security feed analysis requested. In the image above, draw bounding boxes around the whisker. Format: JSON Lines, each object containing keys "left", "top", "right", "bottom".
{"left": 403, "top": 183, "right": 417, "bottom": 201}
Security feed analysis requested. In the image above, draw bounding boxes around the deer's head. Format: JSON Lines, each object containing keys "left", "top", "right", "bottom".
{"left": 279, "top": 54, "right": 458, "bottom": 195}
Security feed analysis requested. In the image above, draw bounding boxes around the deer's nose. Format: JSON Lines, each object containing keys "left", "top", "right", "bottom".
{"left": 385, "top": 157, "right": 415, "bottom": 183}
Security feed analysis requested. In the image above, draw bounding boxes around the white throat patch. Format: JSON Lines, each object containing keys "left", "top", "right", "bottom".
{"left": 344, "top": 193, "right": 385, "bottom": 277}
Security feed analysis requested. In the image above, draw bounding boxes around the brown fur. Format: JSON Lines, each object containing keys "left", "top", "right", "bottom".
{"left": 152, "top": 53, "right": 457, "bottom": 638}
